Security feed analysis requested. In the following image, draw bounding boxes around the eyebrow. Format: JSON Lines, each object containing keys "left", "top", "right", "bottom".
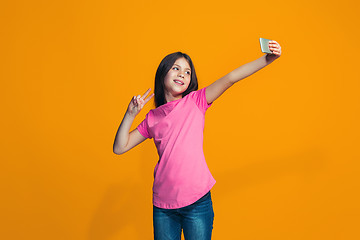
{"left": 173, "top": 64, "right": 191, "bottom": 71}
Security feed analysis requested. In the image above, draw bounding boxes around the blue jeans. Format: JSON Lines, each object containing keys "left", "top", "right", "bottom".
{"left": 153, "top": 191, "right": 214, "bottom": 240}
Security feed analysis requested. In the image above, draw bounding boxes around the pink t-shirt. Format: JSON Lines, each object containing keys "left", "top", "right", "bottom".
{"left": 137, "top": 87, "right": 216, "bottom": 209}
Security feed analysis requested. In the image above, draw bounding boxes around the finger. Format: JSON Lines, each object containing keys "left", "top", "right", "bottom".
{"left": 136, "top": 98, "right": 143, "bottom": 109}
{"left": 144, "top": 93, "right": 155, "bottom": 104}
{"left": 273, "top": 50, "right": 281, "bottom": 55}
{"left": 134, "top": 96, "right": 139, "bottom": 106}
{"left": 270, "top": 45, "right": 280, "bottom": 51}
{"left": 141, "top": 88, "right": 151, "bottom": 99}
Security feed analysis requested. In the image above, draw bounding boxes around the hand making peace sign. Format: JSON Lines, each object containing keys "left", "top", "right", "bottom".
{"left": 127, "top": 88, "right": 154, "bottom": 117}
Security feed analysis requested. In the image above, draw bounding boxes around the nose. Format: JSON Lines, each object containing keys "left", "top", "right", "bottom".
{"left": 178, "top": 72, "right": 184, "bottom": 78}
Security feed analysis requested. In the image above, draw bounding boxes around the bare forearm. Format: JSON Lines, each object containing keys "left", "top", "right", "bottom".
{"left": 113, "top": 111, "right": 135, "bottom": 154}
{"left": 113, "top": 89, "right": 154, "bottom": 155}
{"left": 228, "top": 54, "right": 278, "bottom": 84}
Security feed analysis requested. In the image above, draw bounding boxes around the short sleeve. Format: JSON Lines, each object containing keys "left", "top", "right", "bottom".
{"left": 188, "top": 87, "right": 212, "bottom": 113}
{"left": 136, "top": 113, "right": 152, "bottom": 139}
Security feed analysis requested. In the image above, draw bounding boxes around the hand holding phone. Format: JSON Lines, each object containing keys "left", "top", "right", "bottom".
{"left": 259, "top": 38, "right": 272, "bottom": 54}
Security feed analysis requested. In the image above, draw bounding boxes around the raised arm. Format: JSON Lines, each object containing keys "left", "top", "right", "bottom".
{"left": 113, "top": 88, "right": 154, "bottom": 155}
{"left": 205, "top": 40, "right": 282, "bottom": 104}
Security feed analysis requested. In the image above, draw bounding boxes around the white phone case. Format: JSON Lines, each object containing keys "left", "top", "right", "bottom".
{"left": 259, "top": 38, "right": 272, "bottom": 54}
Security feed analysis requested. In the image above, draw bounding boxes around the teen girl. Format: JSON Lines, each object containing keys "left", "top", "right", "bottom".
{"left": 113, "top": 40, "right": 282, "bottom": 240}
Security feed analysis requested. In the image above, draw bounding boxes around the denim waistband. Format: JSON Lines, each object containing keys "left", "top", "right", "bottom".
{"left": 192, "top": 190, "right": 211, "bottom": 204}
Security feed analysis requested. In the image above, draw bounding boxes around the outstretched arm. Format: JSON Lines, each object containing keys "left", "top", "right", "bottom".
{"left": 113, "top": 88, "right": 154, "bottom": 155}
{"left": 206, "top": 40, "right": 282, "bottom": 104}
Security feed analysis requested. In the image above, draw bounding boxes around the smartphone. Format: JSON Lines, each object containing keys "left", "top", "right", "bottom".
{"left": 259, "top": 38, "right": 272, "bottom": 54}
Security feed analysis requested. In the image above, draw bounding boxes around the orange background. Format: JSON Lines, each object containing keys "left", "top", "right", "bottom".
{"left": 1, "top": 0, "right": 359, "bottom": 239}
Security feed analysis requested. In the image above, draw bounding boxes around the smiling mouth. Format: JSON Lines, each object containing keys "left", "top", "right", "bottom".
{"left": 174, "top": 79, "right": 184, "bottom": 85}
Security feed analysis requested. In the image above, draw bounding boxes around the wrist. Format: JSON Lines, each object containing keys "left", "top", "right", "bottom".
{"left": 265, "top": 53, "right": 279, "bottom": 63}
{"left": 125, "top": 110, "right": 136, "bottom": 119}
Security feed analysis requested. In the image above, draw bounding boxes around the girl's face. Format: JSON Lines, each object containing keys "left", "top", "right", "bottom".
{"left": 164, "top": 57, "right": 191, "bottom": 100}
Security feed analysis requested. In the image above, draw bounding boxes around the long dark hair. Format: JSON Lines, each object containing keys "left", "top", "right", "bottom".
{"left": 154, "top": 52, "right": 198, "bottom": 108}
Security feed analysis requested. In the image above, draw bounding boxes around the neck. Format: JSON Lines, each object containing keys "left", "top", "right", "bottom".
{"left": 165, "top": 92, "right": 182, "bottom": 103}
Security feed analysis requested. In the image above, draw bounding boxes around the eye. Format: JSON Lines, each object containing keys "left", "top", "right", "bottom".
{"left": 173, "top": 67, "right": 179, "bottom": 70}
{"left": 186, "top": 71, "right": 191, "bottom": 75}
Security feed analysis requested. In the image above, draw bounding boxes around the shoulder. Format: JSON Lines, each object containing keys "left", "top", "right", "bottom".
{"left": 147, "top": 109, "right": 156, "bottom": 118}
{"left": 185, "top": 87, "right": 212, "bottom": 113}
{"left": 186, "top": 87, "right": 206, "bottom": 99}
{"left": 139, "top": 109, "right": 155, "bottom": 122}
